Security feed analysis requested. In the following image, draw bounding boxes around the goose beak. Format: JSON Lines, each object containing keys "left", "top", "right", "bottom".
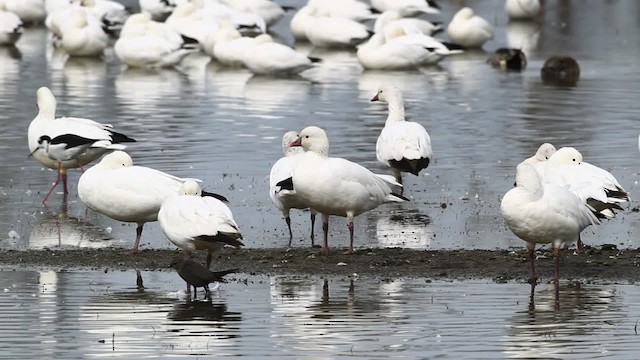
{"left": 370, "top": 94, "right": 379, "bottom": 102}
{"left": 289, "top": 137, "right": 302, "bottom": 147}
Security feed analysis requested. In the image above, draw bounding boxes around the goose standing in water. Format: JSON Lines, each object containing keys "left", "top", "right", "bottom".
{"left": 371, "top": 86, "right": 432, "bottom": 193}
{"left": 501, "top": 162, "right": 600, "bottom": 283}
{"left": 288, "top": 126, "right": 408, "bottom": 254}
{"left": 269, "top": 131, "right": 315, "bottom": 247}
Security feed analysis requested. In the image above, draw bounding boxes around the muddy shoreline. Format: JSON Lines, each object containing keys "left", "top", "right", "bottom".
{"left": 0, "top": 245, "right": 637, "bottom": 283}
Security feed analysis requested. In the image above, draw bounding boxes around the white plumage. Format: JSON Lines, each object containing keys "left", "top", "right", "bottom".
{"left": 447, "top": 7, "right": 493, "bottom": 48}
{"left": 219, "top": 0, "right": 288, "bottom": 27}
{"left": 505, "top": 0, "right": 541, "bottom": 20}
{"left": 57, "top": 9, "right": 109, "bottom": 57}
{"left": 78, "top": 151, "right": 224, "bottom": 254}
{"left": 28, "top": 87, "right": 135, "bottom": 203}
{"left": 543, "top": 147, "right": 629, "bottom": 218}
{"left": 212, "top": 26, "right": 256, "bottom": 66}
{"left": 373, "top": 9, "right": 442, "bottom": 36}
{"left": 519, "top": 143, "right": 556, "bottom": 181}
{"left": 371, "top": 0, "right": 440, "bottom": 16}
{"left": 158, "top": 180, "right": 243, "bottom": 269}
{"left": 501, "top": 162, "right": 600, "bottom": 282}
{"left": 0, "top": 9, "right": 22, "bottom": 45}
{"left": 300, "top": 6, "right": 371, "bottom": 48}
{"left": 114, "top": 13, "right": 198, "bottom": 68}
{"left": 290, "top": 126, "right": 408, "bottom": 254}
{"left": 1, "top": 0, "right": 46, "bottom": 24}
{"left": 269, "top": 131, "right": 315, "bottom": 246}
{"left": 372, "top": 86, "right": 432, "bottom": 192}
{"left": 241, "top": 34, "right": 319, "bottom": 75}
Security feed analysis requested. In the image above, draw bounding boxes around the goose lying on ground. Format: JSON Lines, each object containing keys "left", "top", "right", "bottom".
{"left": 447, "top": 7, "right": 493, "bottom": 48}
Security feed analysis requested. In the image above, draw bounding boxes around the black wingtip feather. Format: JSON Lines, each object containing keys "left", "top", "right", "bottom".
{"left": 391, "top": 192, "right": 411, "bottom": 202}
{"left": 109, "top": 130, "right": 136, "bottom": 144}
{"left": 426, "top": 0, "right": 441, "bottom": 10}
{"left": 202, "top": 191, "right": 229, "bottom": 203}
{"left": 308, "top": 56, "right": 322, "bottom": 63}
{"left": 442, "top": 42, "right": 466, "bottom": 51}
{"left": 281, "top": 5, "right": 296, "bottom": 11}
{"left": 275, "top": 177, "right": 294, "bottom": 191}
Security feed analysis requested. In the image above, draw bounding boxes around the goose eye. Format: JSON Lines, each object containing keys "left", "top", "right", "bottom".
{"left": 572, "top": 158, "right": 576, "bottom": 162}
{"left": 545, "top": 156, "right": 548, "bottom": 159}
{"left": 305, "top": 135, "right": 309, "bottom": 138}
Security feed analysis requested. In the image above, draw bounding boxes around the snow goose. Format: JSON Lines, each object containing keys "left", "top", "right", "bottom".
{"left": 487, "top": 48, "right": 527, "bottom": 71}
{"left": 371, "top": 86, "right": 432, "bottom": 192}
{"left": 501, "top": 162, "right": 600, "bottom": 283}
{"left": 159, "top": 180, "right": 243, "bottom": 269}
{"left": 212, "top": 26, "right": 256, "bottom": 67}
{"left": 307, "top": 0, "right": 378, "bottom": 21}
{"left": 381, "top": 22, "right": 464, "bottom": 65}
{"left": 139, "top": 0, "right": 182, "bottom": 21}
{"left": 505, "top": 0, "right": 541, "bottom": 20}
{"left": 269, "top": 131, "right": 316, "bottom": 247}
{"left": 288, "top": 126, "right": 408, "bottom": 254}
{"left": 219, "top": 0, "right": 292, "bottom": 27}
{"left": 1, "top": 0, "right": 46, "bottom": 24}
{"left": 517, "top": 143, "right": 556, "bottom": 182}
{"left": 0, "top": 8, "right": 23, "bottom": 45}
{"left": 194, "top": 0, "right": 266, "bottom": 36}
{"left": 79, "top": 0, "right": 129, "bottom": 27}
{"left": 544, "top": 147, "right": 629, "bottom": 220}
{"left": 371, "top": 0, "right": 440, "bottom": 16}
{"left": 302, "top": 6, "right": 372, "bottom": 48}
{"left": 78, "top": 151, "right": 229, "bottom": 255}
{"left": 241, "top": 34, "right": 320, "bottom": 75}
{"left": 57, "top": 8, "right": 109, "bottom": 57}
{"left": 541, "top": 56, "right": 580, "bottom": 87}
{"left": 447, "top": 7, "right": 493, "bottom": 48}
{"left": 357, "top": 33, "right": 438, "bottom": 70}
{"left": 114, "top": 13, "right": 199, "bottom": 68}
{"left": 28, "top": 87, "right": 135, "bottom": 203}
{"left": 373, "top": 9, "right": 442, "bottom": 36}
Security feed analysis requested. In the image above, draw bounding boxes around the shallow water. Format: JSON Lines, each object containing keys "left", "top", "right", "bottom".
{"left": 0, "top": 270, "right": 637, "bottom": 359}
{"left": 1, "top": 0, "right": 640, "bottom": 253}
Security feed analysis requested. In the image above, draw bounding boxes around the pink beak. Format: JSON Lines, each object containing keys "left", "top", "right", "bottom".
{"left": 289, "top": 137, "right": 302, "bottom": 147}
{"left": 370, "top": 94, "right": 379, "bottom": 102}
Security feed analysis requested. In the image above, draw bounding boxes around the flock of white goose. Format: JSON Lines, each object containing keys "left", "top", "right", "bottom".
{"left": 1, "top": 0, "right": 547, "bottom": 74}
{"left": 13, "top": 0, "right": 616, "bottom": 284}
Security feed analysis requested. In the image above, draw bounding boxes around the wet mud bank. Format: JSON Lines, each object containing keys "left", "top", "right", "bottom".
{"left": 0, "top": 245, "right": 638, "bottom": 283}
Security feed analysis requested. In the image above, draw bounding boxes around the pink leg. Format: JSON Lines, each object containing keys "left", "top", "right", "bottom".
{"left": 342, "top": 221, "right": 354, "bottom": 255}
{"left": 285, "top": 215, "right": 293, "bottom": 247}
{"left": 528, "top": 248, "right": 538, "bottom": 284}
{"left": 553, "top": 247, "right": 561, "bottom": 282}
{"left": 310, "top": 212, "right": 316, "bottom": 247}
{"left": 124, "top": 224, "right": 143, "bottom": 255}
{"left": 42, "top": 163, "right": 63, "bottom": 203}
{"left": 321, "top": 216, "right": 329, "bottom": 255}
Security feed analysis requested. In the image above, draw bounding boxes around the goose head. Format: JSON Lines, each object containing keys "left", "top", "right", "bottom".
{"left": 290, "top": 126, "right": 329, "bottom": 156}
{"left": 371, "top": 85, "right": 402, "bottom": 103}
{"left": 179, "top": 180, "right": 202, "bottom": 196}
{"left": 36, "top": 87, "right": 57, "bottom": 118}
{"left": 282, "top": 131, "right": 302, "bottom": 156}
{"left": 533, "top": 143, "right": 556, "bottom": 161}
{"left": 547, "top": 147, "right": 583, "bottom": 167}
{"left": 99, "top": 150, "right": 134, "bottom": 169}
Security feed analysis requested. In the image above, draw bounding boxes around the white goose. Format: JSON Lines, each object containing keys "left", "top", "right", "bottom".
{"left": 28, "top": 87, "right": 135, "bottom": 203}
{"left": 139, "top": 0, "right": 182, "bottom": 21}
{"left": 114, "top": 13, "right": 199, "bottom": 68}
{"left": 219, "top": 0, "right": 291, "bottom": 27}
{"left": 241, "top": 34, "right": 320, "bottom": 75}
{"left": 78, "top": 151, "right": 228, "bottom": 255}
{"left": 0, "top": 8, "right": 22, "bottom": 45}
{"left": 158, "top": 180, "right": 243, "bottom": 269}
{"left": 307, "top": 0, "right": 379, "bottom": 21}
{"left": 194, "top": 0, "right": 266, "bottom": 36}
{"left": 501, "top": 162, "right": 600, "bottom": 282}
{"left": 370, "top": 0, "right": 440, "bottom": 16}
{"left": 544, "top": 147, "right": 629, "bottom": 220}
{"left": 505, "top": 0, "right": 541, "bottom": 20}
{"left": 289, "top": 126, "right": 408, "bottom": 254}
{"left": 518, "top": 143, "right": 556, "bottom": 181}
{"left": 357, "top": 33, "right": 436, "bottom": 70}
{"left": 382, "top": 22, "right": 463, "bottom": 64}
{"left": 212, "top": 26, "right": 257, "bottom": 67}
{"left": 269, "top": 131, "right": 315, "bottom": 247}
{"left": 301, "top": 6, "right": 371, "bottom": 48}
{"left": 447, "top": 7, "right": 493, "bottom": 48}
{"left": 373, "top": 9, "right": 442, "bottom": 36}
{"left": 371, "top": 86, "right": 432, "bottom": 193}
{"left": 1, "top": 0, "right": 46, "bottom": 24}
{"left": 57, "top": 8, "right": 109, "bottom": 57}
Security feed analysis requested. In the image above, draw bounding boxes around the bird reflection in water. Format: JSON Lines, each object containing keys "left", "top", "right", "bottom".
{"left": 30, "top": 195, "right": 116, "bottom": 250}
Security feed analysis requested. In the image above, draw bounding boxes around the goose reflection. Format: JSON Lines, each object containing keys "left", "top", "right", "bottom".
{"left": 80, "top": 272, "right": 241, "bottom": 355}
{"left": 62, "top": 57, "right": 108, "bottom": 102}
{"left": 204, "top": 63, "right": 252, "bottom": 105}
{"left": 29, "top": 200, "right": 118, "bottom": 250}
{"left": 374, "top": 210, "right": 433, "bottom": 249}
{"left": 502, "top": 282, "right": 622, "bottom": 358}
{"left": 305, "top": 48, "right": 360, "bottom": 83}
{"left": 0, "top": 46, "right": 21, "bottom": 99}
{"left": 242, "top": 75, "right": 312, "bottom": 114}
{"left": 358, "top": 70, "right": 434, "bottom": 96}
{"left": 115, "top": 67, "right": 189, "bottom": 114}
{"left": 506, "top": 21, "right": 540, "bottom": 55}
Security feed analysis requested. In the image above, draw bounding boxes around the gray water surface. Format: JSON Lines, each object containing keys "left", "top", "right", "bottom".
{"left": 0, "top": 271, "right": 637, "bottom": 359}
